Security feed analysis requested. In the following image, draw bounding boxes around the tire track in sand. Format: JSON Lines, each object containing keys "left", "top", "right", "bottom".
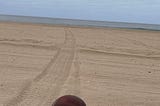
{"left": 4, "top": 28, "right": 76, "bottom": 106}
{"left": 57, "top": 35, "right": 81, "bottom": 97}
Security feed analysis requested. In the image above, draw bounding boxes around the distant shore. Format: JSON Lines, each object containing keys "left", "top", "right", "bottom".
{"left": 0, "top": 14, "right": 160, "bottom": 31}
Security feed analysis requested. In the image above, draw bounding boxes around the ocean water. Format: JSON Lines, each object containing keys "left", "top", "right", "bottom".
{"left": 0, "top": 0, "right": 160, "bottom": 24}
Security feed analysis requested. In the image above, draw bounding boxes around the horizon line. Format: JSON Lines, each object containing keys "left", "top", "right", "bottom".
{"left": 0, "top": 14, "right": 160, "bottom": 31}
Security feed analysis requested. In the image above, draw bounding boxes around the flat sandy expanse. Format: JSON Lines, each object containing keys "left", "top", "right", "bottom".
{"left": 0, "top": 22, "right": 160, "bottom": 106}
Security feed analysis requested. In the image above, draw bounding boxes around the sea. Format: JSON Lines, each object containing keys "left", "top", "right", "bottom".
{"left": 0, "top": 0, "right": 160, "bottom": 30}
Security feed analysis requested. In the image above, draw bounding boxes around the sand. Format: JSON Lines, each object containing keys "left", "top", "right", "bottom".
{"left": 0, "top": 22, "right": 160, "bottom": 106}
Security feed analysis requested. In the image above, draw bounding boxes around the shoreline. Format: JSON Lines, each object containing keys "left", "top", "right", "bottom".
{"left": 0, "top": 14, "right": 160, "bottom": 31}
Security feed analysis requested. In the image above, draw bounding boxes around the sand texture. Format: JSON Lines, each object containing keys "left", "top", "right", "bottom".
{"left": 0, "top": 22, "right": 160, "bottom": 106}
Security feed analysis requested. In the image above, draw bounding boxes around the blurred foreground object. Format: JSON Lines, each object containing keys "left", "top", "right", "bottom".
{"left": 52, "top": 95, "right": 86, "bottom": 106}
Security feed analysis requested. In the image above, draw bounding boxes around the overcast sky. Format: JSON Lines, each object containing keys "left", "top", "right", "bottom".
{"left": 0, "top": 0, "right": 160, "bottom": 24}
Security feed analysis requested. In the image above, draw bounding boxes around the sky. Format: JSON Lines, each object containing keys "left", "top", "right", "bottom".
{"left": 0, "top": 0, "right": 160, "bottom": 24}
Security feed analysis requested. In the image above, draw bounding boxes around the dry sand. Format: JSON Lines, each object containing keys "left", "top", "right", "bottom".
{"left": 0, "top": 22, "right": 160, "bottom": 106}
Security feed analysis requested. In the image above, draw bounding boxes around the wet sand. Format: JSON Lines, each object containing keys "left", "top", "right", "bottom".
{"left": 0, "top": 22, "right": 160, "bottom": 106}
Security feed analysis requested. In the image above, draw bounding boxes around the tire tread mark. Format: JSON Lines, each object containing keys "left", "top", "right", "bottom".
{"left": 4, "top": 28, "right": 76, "bottom": 106}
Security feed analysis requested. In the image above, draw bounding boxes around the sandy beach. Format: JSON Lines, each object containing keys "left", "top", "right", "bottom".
{"left": 0, "top": 22, "right": 160, "bottom": 106}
